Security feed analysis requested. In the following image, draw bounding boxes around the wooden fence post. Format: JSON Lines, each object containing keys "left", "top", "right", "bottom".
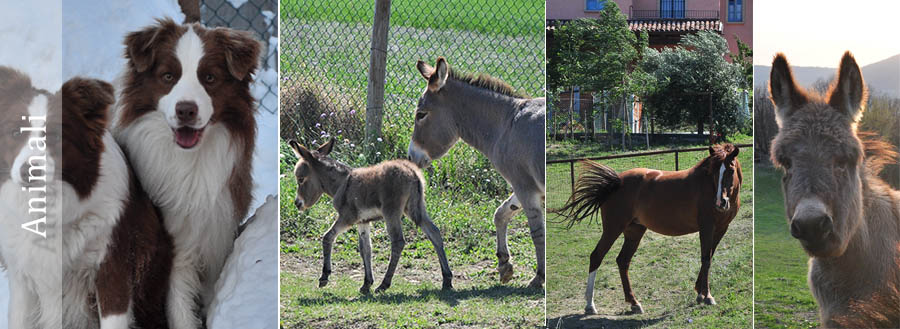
{"left": 365, "top": 0, "right": 392, "bottom": 160}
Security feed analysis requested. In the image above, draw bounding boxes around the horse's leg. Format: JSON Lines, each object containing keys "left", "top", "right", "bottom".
{"left": 616, "top": 223, "right": 647, "bottom": 314}
{"left": 320, "top": 215, "right": 352, "bottom": 288}
{"left": 357, "top": 222, "right": 375, "bottom": 294}
{"left": 376, "top": 211, "right": 406, "bottom": 293}
{"left": 494, "top": 194, "right": 522, "bottom": 284}
{"left": 694, "top": 220, "right": 716, "bottom": 305}
{"left": 585, "top": 223, "right": 626, "bottom": 315}
{"left": 522, "top": 193, "right": 545, "bottom": 289}
{"left": 408, "top": 202, "right": 453, "bottom": 291}
{"left": 700, "top": 227, "right": 728, "bottom": 305}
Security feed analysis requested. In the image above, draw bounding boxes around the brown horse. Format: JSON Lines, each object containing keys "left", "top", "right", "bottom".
{"left": 769, "top": 52, "right": 900, "bottom": 328}
{"left": 554, "top": 144, "right": 742, "bottom": 314}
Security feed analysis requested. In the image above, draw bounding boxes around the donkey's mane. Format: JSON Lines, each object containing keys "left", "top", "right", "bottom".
{"left": 448, "top": 69, "right": 530, "bottom": 98}
{"left": 858, "top": 131, "right": 899, "bottom": 177}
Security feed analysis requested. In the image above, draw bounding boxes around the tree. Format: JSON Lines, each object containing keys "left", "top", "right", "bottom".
{"left": 641, "top": 31, "right": 743, "bottom": 137}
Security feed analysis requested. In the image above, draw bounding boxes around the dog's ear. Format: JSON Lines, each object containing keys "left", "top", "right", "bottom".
{"left": 416, "top": 60, "right": 434, "bottom": 80}
{"left": 124, "top": 18, "right": 182, "bottom": 73}
{"left": 289, "top": 140, "right": 313, "bottom": 160}
{"left": 0, "top": 67, "right": 31, "bottom": 101}
{"left": 828, "top": 51, "right": 867, "bottom": 122}
{"left": 213, "top": 28, "right": 261, "bottom": 81}
{"left": 317, "top": 138, "right": 335, "bottom": 156}
{"left": 428, "top": 57, "right": 449, "bottom": 92}
{"left": 769, "top": 53, "right": 808, "bottom": 127}
{"left": 62, "top": 77, "right": 115, "bottom": 132}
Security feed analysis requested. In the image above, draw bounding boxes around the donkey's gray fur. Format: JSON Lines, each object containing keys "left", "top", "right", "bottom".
{"left": 408, "top": 57, "right": 546, "bottom": 288}
{"left": 769, "top": 52, "right": 900, "bottom": 328}
{"left": 290, "top": 138, "right": 453, "bottom": 294}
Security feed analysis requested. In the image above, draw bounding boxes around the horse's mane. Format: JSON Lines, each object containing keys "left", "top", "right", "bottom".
{"left": 448, "top": 69, "right": 530, "bottom": 98}
{"left": 857, "top": 131, "right": 898, "bottom": 176}
{"left": 700, "top": 143, "right": 737, "bottom": 175}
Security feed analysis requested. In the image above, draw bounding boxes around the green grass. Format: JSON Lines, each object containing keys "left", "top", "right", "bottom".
{"left": 545, "top": 144, "right": 754, "bottom": 328}
{"left": 279, "top": 142, "right": 543, "bottom": 328}
{"left": 753, "top": 165, "right": 820, "bottom": 329}
{"left": 280, "top": 0, "right": 544, "bottom": 37}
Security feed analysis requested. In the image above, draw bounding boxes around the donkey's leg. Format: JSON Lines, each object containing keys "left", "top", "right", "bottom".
{"left": 694, "top": 221, "right": 716, "bottom": 305}
{"left": 522, "top": 194, "right": 545, "bottom": 289}
{"left": 409, "top": 204, "right": 453, "bottom": 291}
{"left": 376, "top": 212, "right": 406, "bottom": 293}
{"left": 320, "top": 216, "right": 352, "bottom": 288}
{"left": 616, "top": 223, "right": 647, "bottom": 314}
{"left": 357, "top": 222, "right": 375, "bottom": 294}
{"left": 494, "top": 194, "right": 522, "bottom": 284}
{"left": 585, "top": 225, "right": 626, "bottom": 315}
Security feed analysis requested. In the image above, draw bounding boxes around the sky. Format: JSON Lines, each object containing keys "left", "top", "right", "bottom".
{"left": 754, "top": 0, "right": 900, "bottom": 67}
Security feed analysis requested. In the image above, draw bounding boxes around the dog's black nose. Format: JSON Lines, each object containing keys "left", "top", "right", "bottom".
{"left": 176, "top": 101, "right": 198, "bottom": 124}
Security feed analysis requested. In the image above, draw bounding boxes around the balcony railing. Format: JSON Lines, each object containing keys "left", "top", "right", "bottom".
{"left": 629, "top": 9, "right": 720, "bottom": 20}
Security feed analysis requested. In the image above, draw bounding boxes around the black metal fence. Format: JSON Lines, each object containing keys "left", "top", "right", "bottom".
{"left": 279, "top": 0, "right": 545, "bottom": 166}
{"left": 202, "top": 0, "right": 278, "bottom": 115}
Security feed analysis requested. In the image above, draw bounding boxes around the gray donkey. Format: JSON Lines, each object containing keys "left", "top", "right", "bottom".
{"left": 408, "top": 57, "right": 546, "bottom": 288}
{"left": 290, "top": 138, "right": 453, "bottom": 293}
{"left": 769, "top": 52, "right": 900, "bottom": 328}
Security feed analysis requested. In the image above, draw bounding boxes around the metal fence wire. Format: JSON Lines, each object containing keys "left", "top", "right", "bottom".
{"left": 279, "top": 0, "right": 545, "bottom": 167}
{"left": 202, "top": 0, "right": 278, "bottom": 115}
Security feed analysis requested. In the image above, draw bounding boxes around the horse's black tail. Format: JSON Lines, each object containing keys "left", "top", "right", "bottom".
{"left": 550, "top": 160, "right": 622, "bottom": 228}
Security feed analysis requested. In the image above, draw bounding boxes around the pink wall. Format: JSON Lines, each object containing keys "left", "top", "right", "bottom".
{"left": 546, "top": 0, "right": 631, "bottom": 20}
{"left": 721, "top": 0, "right": 752, "bottom": 58}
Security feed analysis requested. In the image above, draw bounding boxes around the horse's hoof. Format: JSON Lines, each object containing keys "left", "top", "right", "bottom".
{"left": 703, "top": 296, "right": 716, "bottom": 305}
{"left": 498, "top": 262, "right": 514, "bottom": 283}
{"left": 631, "top": 304, "right": 644, "bottom": 314}
{"left": 375, "top": 284, "right": 390, "bottom": 293}
{"left": 359, "top": 285, "right": 371, "bottom": 295}
{"left": 442, "top": 281, "right": 453, "bottom": 291}
{"left": 318, "top": 278, "right": 329, "bottom": 288}
{"left": 696, "top": 294, "right": 703, "bottom": 304}
{"left": 527, "top": 275, "right": 544, "bottom": 289}
{"left": 584, "top": 305, "right": 597, "bottom": 315}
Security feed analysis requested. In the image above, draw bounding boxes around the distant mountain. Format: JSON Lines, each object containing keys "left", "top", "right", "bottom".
{"left": 754, "top": 54, "right": 900, "bottom": 98}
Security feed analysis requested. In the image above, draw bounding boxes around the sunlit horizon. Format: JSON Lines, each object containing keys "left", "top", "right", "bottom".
{"left": 754, "top": 0, "right": 900, "bottom": 68}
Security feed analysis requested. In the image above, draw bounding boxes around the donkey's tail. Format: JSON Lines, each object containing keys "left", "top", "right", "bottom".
{"left": 550, "top": 160, "right": 622, "bottom": 228}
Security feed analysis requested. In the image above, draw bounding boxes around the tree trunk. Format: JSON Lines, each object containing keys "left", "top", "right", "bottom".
{"left": 365, "top": 0, "right": 392, "bottom": 161}
{"left": 697, "top": 120, "right": 704, "bottom": 135}
{"left": 568, "top": 86, "right": 575, "bottom": 139}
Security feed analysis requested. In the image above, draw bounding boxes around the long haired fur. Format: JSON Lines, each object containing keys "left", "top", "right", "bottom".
{"left": 551, "top": 160, "right": 622, "bottom": 227}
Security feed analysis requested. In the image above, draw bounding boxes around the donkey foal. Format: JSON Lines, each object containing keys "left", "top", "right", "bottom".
{"left": 290, "top": 138, "right": 453, "bottom": 294}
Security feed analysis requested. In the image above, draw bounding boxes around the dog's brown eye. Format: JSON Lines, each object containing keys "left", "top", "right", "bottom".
{"left": 163, "top": 73, "right": 174, "bottom": 82}
{"left": 205, "top": 74, "right": 215, "bottom": 83}
{"left": 415, "top": 112, "right": 427, "bottom": 121}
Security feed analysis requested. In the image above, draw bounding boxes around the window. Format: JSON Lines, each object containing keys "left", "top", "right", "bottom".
{"left": 660, "top": 0, "right": 685, "bottom": 19}
{"left": 728, "top": 0, "right": 743, "bottom": 22}
{"left": 585, "top": 0, "right": 605, "bottom": 11}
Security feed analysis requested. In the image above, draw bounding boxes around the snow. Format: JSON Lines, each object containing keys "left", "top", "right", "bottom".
{"left": 228, "top": 0, "right": 250, "bottom": 9}
{"left": 0, "top": 1, "right": 279, "bottom": 327}
{"left": 207, "top": 196, "right": 278, "bottom": 328}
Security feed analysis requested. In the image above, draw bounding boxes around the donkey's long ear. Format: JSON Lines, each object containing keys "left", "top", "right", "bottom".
{"left": 428, "top": 57, "right": 449, "bottom": 92}
{"left": 416, "top": 60, "right": 434, "bottom": 80}
{"left": 769, "top": 53, "right": 808, "bottom": 127}
{"left": 828, "top": 51, "right": 867, "bottom": 122}
{"left": 317, "top": 138, "right": 335, "bottom": 155}
{"left": 289, "top": 140, "right": 313, "bottom": 160}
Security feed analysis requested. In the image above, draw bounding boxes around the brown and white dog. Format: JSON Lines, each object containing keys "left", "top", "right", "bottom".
{"left": 61, "top": 77, "right": 174, "bottom": 329}
{"left": 111, "top": 18, "right": 260, "bottom": 328}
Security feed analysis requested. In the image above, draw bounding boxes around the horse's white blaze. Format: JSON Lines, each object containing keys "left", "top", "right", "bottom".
{"left": 716, "top": 163, "right": 727, "bottom": 204}
{"left": 585, "top": 270, "right": 597, "bottom": 310}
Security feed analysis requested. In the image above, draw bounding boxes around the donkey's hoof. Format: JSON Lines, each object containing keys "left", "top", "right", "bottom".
{"left": 318, "top": 278, "right": 329, "bottom": 288}
{"left": 703, "top": 296, "right": 716, "bottom": 305}
{"left": 498, "top": 262, "right": 514, "bottom": 283}
{"left": 527, "top": 275, "right": 544, "bottom": 289}
{"left": 630, "top": 304, "right": 644, "bottom": 314}
{"left": 584, "top": 305, "right": 597, "bottom": 315}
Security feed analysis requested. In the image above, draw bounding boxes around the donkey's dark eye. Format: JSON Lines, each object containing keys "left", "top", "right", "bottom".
{"left": 415, "top": 112, "right": 428, "bottom": 121}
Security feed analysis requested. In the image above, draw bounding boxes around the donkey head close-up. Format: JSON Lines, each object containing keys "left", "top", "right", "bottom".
{"left": 289, "top": 138, "right": 342, "bottom": 211}
{"left": 408, "top": 57, "right": 460, "bottom": 168}
{"left": 769, "top": 52, "right": 867, "bottom": 258}
{"left": 709, "top": 144, "right": 740, "bottom": 212}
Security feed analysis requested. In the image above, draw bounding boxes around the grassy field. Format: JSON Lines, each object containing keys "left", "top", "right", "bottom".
{"left": 545, "top": 139, "right": 754, "bottom": 328}
{"left": 753, "top": 165, "right": 819, "bottom": 328}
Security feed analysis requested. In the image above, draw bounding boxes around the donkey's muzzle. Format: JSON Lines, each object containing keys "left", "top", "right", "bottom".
{"left": 790, "top": 199, "right": 833, "bottom": 243}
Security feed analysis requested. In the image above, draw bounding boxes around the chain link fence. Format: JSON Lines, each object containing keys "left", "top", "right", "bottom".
{"left": 279, "top": 0, "right": 544, "bottom": 197}
{"left": 202, "top": 0, "right": 278, "bottom": 115}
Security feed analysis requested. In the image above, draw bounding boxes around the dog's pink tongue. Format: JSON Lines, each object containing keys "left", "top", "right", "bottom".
{"left": 174, "top": 127, "right": 201, "bottom": 148}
